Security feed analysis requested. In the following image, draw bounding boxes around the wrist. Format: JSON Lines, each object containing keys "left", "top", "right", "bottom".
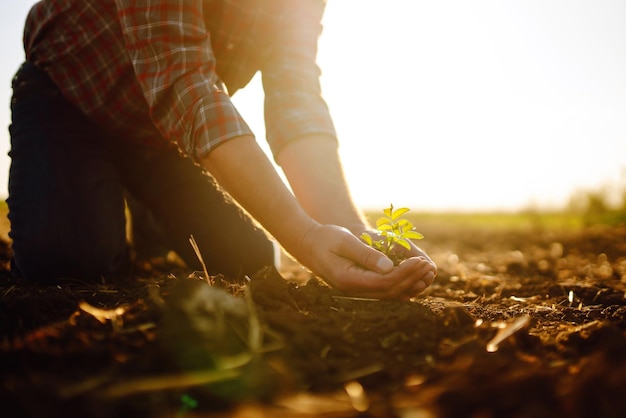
{"left": 278, "top": 216, "right": 320, "bottom": 266}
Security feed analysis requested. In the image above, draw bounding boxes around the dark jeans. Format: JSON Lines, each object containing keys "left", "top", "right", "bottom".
{"left": 7, "top": 62, "right": 275, "bottom": 284}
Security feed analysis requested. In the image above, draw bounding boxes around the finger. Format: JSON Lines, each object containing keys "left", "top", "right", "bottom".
{"left": 409, "top": 267, "right": 435, "bottom": 293}
{"left": 347, "top": 258, "right": 422, "bottom": 300}
{"left": 402, "top": 280, "right": 428, "bottom": 299}
{"left": 401, "top": 256, "right": 437, "bottom": 279}
{"left": 392, "top": 258, "right": 434, "bottom": 295}
{"left": 339, "top": 234, "right": 393, "bottom": 274}
{"left": 415, "top": 260, "right": 436, "bottom": 283}
{"left": 420, "top": 260, "right": 437, "bottom": 285}
{"left": 395, "top": 259, "right": 436, "bottom": 298}
{"left": 408, "top": 244, "right": 435, "bottom": 265}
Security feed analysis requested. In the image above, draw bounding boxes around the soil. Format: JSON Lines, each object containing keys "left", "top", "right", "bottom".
{"left": 1, "top": 220, "right": 626, "bottom": 418}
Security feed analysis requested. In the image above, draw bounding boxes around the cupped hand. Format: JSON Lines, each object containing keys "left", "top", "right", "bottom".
{"left": 296, "top": 224, "right": 437, "bottom": 300}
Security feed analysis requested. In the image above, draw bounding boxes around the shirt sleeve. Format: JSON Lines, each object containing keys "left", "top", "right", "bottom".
{"left": 114, "top": 0, "right": 253, "bottom": 160}
{"left": 261, "top": 0, "right": 338, "bottom": 160}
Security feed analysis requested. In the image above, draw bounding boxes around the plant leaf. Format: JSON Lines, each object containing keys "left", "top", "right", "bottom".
{"left": 400, "top": 225, "right": 411, "bottom": 235}
{"left": 396, "top": 238, "right": 412, "bottom": 251}
{"left": 376, "top": 217, "right": 392, "bottom": 227}
{"left": 395, "top": 218, "right": 411, "bottom": 226}
{"left": 403, "top": 230, "right": 424, "bottom": 240}
{"left": 360, "top": 233, "right": 373, "bottom": 245}
{"left": 395, "top": 219, "right": 412, "bottom": 231}
{"left": 383, "top": 205, "right": 394, "bottom": 218}
{"left": 391, "top": 207, "right": 410, "bottom": 221}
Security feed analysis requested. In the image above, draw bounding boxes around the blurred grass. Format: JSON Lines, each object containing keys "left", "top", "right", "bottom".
{"left": 363, "top": 210, "right": 586, "bottom": 243}
{"left": 364, "top": 178, "right": 626, "bottom": 233}
{"left": 395, "top": 211, "right": 583, "bottom": 231}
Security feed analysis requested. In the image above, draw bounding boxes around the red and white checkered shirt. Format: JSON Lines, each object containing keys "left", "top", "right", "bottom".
{"left": 23, "top": 0, "right": 336, "bottom": 160}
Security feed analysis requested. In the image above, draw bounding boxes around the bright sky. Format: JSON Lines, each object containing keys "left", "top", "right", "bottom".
{"left": 2, "top": 1, "right": 625, "bottom": 212}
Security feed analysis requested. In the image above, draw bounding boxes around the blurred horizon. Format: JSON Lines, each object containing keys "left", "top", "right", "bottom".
{"left": 2, "top": 1, "right": 625, "bottom": 213}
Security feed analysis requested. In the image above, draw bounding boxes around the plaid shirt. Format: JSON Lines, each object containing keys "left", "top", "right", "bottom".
{"left": 23, "top": 0, "right": 336, "bottom": 160}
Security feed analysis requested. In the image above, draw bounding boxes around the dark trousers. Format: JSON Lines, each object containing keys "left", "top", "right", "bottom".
{"left": 7, "top": 62, "right": 275, "bottom": 284}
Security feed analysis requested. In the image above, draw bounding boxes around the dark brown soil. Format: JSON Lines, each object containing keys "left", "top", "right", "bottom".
{"left": 1, "top": 222, "right": 626, "bottom": 417}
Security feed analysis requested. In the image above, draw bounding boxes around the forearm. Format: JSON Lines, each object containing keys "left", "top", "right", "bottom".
{"left": 276, "top": 134, "right": 369, "bottom": 233}
{"left": 200, "top": 135, "right": 318, "bottom": 258}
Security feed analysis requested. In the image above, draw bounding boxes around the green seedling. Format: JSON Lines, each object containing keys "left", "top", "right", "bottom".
{"left": 361, "top": 204, "right": 424, "bottom": 265}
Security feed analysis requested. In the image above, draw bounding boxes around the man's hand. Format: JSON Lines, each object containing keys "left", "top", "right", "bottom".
{"left": 296, "top": 224, "right": 437, "bottom": 300}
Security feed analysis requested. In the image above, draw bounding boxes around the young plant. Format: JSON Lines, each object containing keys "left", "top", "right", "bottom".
{"left": 361, "top": 204, "right": 424, "bottom": 265}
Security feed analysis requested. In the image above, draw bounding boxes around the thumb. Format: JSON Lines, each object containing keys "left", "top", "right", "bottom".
{"left": 374, "top": 254, "right": 394, "bottom": 273}
{"left": 355, "top": 241, "right": 394, "bottom": 273}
